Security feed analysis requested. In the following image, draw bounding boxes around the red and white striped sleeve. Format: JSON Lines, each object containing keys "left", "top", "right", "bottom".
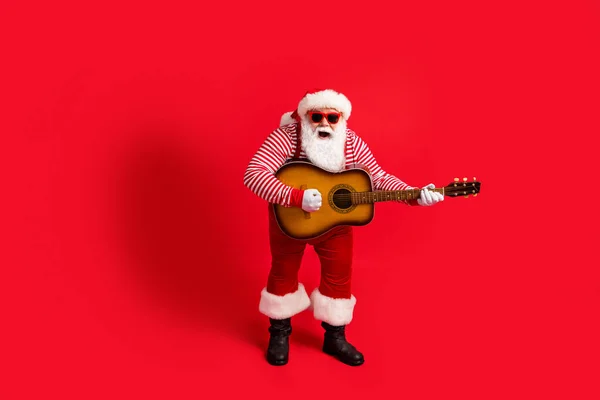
{"left": 243, "top": 126, "right": 304, "bottom": 207}
{"left": 352, "top": 132, "right": 417, "bottom": 205}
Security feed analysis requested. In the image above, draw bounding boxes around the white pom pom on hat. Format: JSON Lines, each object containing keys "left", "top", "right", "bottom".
{"left": 280, "top": 111, "right": 297, "bottom": 126}
{"left": 280, "top": 89, "right": 352, "bottom": 127}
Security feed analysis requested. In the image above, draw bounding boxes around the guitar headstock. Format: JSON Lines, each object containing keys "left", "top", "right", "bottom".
{"left": 444, "top": 177, "right": 481, "bottom": 198}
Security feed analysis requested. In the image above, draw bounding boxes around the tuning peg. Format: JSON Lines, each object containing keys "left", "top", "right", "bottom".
{"left": 473, "top": 194, "right": 478, "bottom": 197}
{"left": 454, "top": 178, "right": 459, "bottom": 182}
{"left": 473, "top": 177, "right": 477, "bottom": 181}
{"left": 464, "top": 195, "right": 469, "bottom": 198}
{"left": 463, "top": 177, "right": 467, "bottom": 182}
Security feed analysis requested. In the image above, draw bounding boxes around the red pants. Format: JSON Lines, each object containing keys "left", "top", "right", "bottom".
{"left": 266, "top": 205, "right": 353, "bottom": 299}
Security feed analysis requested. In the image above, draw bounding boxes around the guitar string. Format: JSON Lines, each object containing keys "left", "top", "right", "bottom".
{"left": 330, "top": 188, "right": 462, "bottom": 202}
{"left": 331, "top": 189, "right": 446, "bottom": 198}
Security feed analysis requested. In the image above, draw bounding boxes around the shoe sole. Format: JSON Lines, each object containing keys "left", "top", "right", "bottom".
{"left": 323, "top": 348, "right": 364, "bottom": 366}
{"left": 267, "top": 360, "right": 288, "bottom": 366}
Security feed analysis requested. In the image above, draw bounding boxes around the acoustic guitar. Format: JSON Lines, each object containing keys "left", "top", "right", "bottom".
{"left": 273, "top": 161, "right": 481, "bottom": 240}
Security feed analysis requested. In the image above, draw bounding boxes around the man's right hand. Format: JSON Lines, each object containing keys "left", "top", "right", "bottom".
{"left": 302, "top": 189, "right": 322, "bottom": 212}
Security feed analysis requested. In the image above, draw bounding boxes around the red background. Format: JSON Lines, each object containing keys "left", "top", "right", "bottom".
{"left": 2, "top": 1, "right": 599, "bottom": 399}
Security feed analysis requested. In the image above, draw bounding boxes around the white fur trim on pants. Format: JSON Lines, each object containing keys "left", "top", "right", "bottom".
{"left": 259, "top": 283, "right": 311, "bottom": 319}
{"left": 310, "top": 288, "right": 356, "bottom": 326}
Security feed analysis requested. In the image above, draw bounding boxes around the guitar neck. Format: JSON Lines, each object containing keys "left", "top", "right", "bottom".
{"left": 351, "top": 188, "right": 444, "bottom": 204}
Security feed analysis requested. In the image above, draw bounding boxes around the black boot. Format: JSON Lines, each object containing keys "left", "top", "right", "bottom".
{"left": 266, "top": 318, "right": 292, "bottom": 366}
{"left": 321, "top": 322, "right": 364, "bottom": 366}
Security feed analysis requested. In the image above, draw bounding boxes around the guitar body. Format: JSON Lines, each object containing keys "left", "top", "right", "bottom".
{"left": 273, "top": 161, "right": 375, "bottom": 240}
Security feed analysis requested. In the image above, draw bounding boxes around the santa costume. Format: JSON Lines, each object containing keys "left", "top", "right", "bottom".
{"left": 243, "top": 89, "right": 443, "bottom": 366}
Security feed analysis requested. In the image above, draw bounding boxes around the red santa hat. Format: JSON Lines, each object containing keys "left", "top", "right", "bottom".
{"left": 280, "top": 89, "right": 352, "bottom": 126}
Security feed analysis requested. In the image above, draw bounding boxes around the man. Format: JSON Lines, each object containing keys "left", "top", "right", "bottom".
{"left": 243, "top": 89, "right": 444, "bottom": 366}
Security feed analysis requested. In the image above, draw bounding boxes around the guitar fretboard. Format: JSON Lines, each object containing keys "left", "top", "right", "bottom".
{"left": 347, "top": 188, "right": 445, "bottom": 204}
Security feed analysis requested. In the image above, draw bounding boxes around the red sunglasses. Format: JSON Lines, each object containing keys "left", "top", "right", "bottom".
{"left": 308, "top": 111, "right": 341, "bottom": 124}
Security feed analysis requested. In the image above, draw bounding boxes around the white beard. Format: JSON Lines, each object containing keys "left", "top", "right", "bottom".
{"left": 300, "top": 118, "right": 347, "bottom": 173}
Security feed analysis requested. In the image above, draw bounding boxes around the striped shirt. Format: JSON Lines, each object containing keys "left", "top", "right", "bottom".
{"left": 243, "top": 123, "right": 415, "bottom": 207}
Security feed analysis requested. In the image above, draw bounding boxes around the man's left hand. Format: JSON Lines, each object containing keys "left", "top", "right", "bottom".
{"left": 417, "top": 183, "right": 444, "bottom": 206}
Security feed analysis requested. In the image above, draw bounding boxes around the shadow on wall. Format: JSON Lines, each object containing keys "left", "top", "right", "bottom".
{"left": 114, "top": 121, "right": 265, "bottom": 344}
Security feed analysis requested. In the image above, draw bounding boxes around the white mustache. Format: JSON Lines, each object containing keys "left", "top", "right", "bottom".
{"left": 315, "top": 126, "right": 334, "bottom": 134}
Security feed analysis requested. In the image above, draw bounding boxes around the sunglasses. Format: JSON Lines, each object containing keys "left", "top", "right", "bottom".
{"left": 308, "top": 111, "right": 341, "bottom": 124}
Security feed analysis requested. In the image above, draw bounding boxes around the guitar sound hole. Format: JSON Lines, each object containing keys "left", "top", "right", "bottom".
{"left": 332, "top": 188, "right": 353, "bottom": 210}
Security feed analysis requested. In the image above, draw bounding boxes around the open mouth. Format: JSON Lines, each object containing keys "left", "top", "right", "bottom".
{"left": 318, "top": 130, "right": 331, "bottom": 139}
